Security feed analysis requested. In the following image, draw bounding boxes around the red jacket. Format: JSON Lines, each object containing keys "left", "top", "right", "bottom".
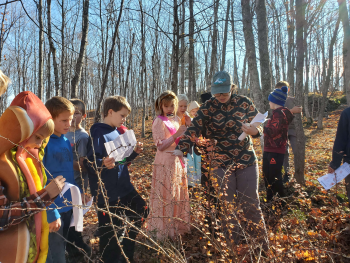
{"left": 263, "top": 107, "right": 294, "bottom": 154}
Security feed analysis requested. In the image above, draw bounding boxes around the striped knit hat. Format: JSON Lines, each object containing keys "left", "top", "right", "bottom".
{"left": 268, "top": 86, "right": 288, "bottom": 107}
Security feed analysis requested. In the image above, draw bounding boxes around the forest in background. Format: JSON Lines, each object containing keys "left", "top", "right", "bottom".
{"left": 0, "top": 0, "right": 346, "bottom": 112}
{"left": 1, "top": 0, "right": 350, "bottom": 183}
{"left": 2, "top": 1, "right": 350, "bottom": 261}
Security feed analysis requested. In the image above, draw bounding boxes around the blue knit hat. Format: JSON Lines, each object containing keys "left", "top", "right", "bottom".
{"left": 268, "top": 86, "right": 288, "bottom": 107}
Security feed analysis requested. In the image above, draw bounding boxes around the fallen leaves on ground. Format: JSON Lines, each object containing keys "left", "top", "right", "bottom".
{"left": 82, "top": 105, "right": 350, "bottom": 263}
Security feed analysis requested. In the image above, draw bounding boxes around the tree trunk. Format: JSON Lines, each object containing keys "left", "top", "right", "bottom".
{"left": 61, "top": 0, "right": 66, "bottom": 98}
{"left": 94, "top": 0, "right": 124, "bottom": 123}
{"left": 46, "top": 44, "right": 51, "bottom": 101}
{"left": 0, "top": 2, "right": 8, "bottom": 67}
{"left": 241, "top": 53, "right": 247, "bottom": 93}
{"left": 220, "top": 0, "right": 230, "bottom": 71}
{"left": 285, "top": 0, "right": 295, "bottom": 96}
{"left": 256, "top": 0, "right": 272, "bottom": 110}
{"left": 294, "top": 0, "right": 306, "bottom": 185}
{"left": 304, "top": 35, "right": 311, "bottom": 122}
{"left": 231, "top": 5, "right": 240, "bottom": 89}
{"left": 124, "top": 33, "right": 135, "bottom": 98}
{"left": 189, "top": 0, "right": 196, "bottom": 100}
{"left": 209, "top": 0, "right": 219, "bottom": 82}
{"left": 140, "top": 0, "right": 146, "bottom": 137}
{"left": 180, "top": 1, "right": 185, "bottom": 94}
{"left": 338, "top": 0, "right": 350, "bottom": 105}
{"left": 47, "top": 0, "right": 60, "bottom": 96}
{"left": 317, "top": 18, "right": 340, "bottom": 129}
{"left": 71, "top": 0, "right": 89, "bottom": 98}
{"left": 37, "top": 0, "right": 44, "bottom": 99}
{"left": 241, "top": 0, "right": 264, "bottom": 112}
{"left": 171, "top": 0, "right": 180, "bottom": 94}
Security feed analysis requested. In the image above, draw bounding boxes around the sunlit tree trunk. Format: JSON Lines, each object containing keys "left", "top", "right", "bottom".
{"left": 294, "top": 0, "right": 306, "bottom": 184}
{"left": 241, "top": 0, "right": 264, "bottom": 112}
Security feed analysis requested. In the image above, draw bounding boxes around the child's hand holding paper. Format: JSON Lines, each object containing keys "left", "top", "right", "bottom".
{"left": 238, "top": 111, "right": 268, "bottom": 141}
{"left": 135, "top": 142, "right": 143, "bottom": 154}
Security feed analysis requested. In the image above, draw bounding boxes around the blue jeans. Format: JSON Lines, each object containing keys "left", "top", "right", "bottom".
{"left": 46, "top": 209, "right": 73, "bottom": 263}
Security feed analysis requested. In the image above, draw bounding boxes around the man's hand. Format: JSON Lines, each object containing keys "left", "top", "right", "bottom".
{"left": 328, "top": 166, "right": 335, "bottom": 174}
{"left": 49, "top": 218, "right": 61, "bottom": 232}
{"left": 135, "top": 142, "right": 143, "bottom": 154}
{"left": 241, "top": 123, "right": 259, "bottom": 136}
{"left": 103, "top": 157, "right": 115, "bottom": 169}
{"left": 291, "top": 106, "right": 303, "bottom": 114}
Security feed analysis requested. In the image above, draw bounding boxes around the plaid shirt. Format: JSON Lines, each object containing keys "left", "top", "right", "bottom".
{"left": 176, "top": 94, "right": 262, "bottom": 169}
{"left": 0, "top": 182, "right": 51, "bottom": 231}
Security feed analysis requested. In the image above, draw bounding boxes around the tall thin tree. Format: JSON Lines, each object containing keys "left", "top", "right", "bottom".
{"left": 294, "top": 0, "right": 306, "bottom": 184}
{"left": 71, "top": 0, "right": 89, "bottom": 98}
{"left": 94, "top": 0, "right": 125, "bottom": 123}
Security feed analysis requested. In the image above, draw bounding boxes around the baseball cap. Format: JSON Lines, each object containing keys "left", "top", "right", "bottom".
{"left": 211, "top": 71, "right": 233, "bottom": 95}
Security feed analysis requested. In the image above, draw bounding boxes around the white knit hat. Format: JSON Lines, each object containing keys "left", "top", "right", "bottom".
{"left": 188, "top": 101, "right": 200, "bottom": 112}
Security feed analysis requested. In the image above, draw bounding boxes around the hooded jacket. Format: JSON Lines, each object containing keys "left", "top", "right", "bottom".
{"left": 43, "top": 134, "right": 77, "bottom": 223}
{"left": 263, "top": 107, "right": 294, "bottom": 154}
{"left": 85, "top": 123, "right": 137, "bottom": 205}
{"left": 0, "top": 91, "right": 53, "bottom": 263}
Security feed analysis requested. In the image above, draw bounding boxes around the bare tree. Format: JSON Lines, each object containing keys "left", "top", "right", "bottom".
{"left": 285, "top": 0, "right": 295, "bottom": 95}
{"left": 124, "top": 33, "right": 135, "bottom": 98}
{"left": 59, "top": 0, "right": 67, "bottom": 98}
{"left": 208, "top": 0, "right": 219, "bottom": 83}
{"left": 179, "top": 1, "right": 185, "bottom": 94}
{"left": 47, "top": 0, "right": 60, "bottom": 95}
{"left": 188, "top": 0, "right": 196, "bottom": 99}
{"left": 230, "top": 3, "right": 239, "bottom": 89}
{"left": 37, "top": 0, "right": 43, "bottom": 99}
{"left": 317, "top": 18, "right": 340, "bottom": 129}
{"left": 94, "top": 0, "right": 124, "bottom": 123}
{"left": 338, "top": 0, "right": 350, "bottom": 105}
{"left": 140, "top": 0, "right": 146, "bottom": 137}
{"left": 294, "top": 0, "right": 306, "bottom": 184}
{"left": 71, "top": 0, "right": 89, "bottom": 98}
{"left": 220, "top": 0, "right": 230, "bottom": 71}
{"left": 0, "top": 0, "right": 20, "bottom": 67}
{"left": 241, "top": 0, "right": 265, "bottom": 112}
{"left": 256, "top": 0, "right": 272, "bottom": 108}
{"left": 171, "top": 0, "right": 180, "bottom": 94}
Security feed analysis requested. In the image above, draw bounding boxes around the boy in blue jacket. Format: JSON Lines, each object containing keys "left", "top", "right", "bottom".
{"left": 329, "top": 107, "right": 350, "bottom": 207}
{"left": 44, "top": 97, "right": 90, "bottom": 263}
{"left": 85, "top": 95, "right": 147, "bottom": 263}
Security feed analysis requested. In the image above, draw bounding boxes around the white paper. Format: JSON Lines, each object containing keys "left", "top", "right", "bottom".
{"left": 318, "top": 162, "right": 350, "bottom": 190}
{"left": 70, "top": 197, "right": 93, "bottom": 228}
{"left": 59, "top": 182, "right": 84, "bottom": 232}
{"left": 104, "top": 130, "right": 137, "bottom": 161}
{"left": 238, "top": 111, "right": 268, "bottom": 141}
